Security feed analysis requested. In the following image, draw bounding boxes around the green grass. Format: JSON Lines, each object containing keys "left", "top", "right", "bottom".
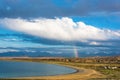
{"left": 98, "top": 69, "right": 120, "bottom": 78}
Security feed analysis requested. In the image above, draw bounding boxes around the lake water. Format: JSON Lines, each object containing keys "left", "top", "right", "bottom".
{"left": 0, "top": 61, "right": 77, "bottom": 78}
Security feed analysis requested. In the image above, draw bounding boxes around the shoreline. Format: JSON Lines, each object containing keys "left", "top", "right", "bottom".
{"left": 0, "top": 58, "right": 106, "bottom": 80}
{"left": 0, "top": 60, "right": 84, "bottom": 79}
{"left": 13, "top": 66, "right": 103, "bottom": 80}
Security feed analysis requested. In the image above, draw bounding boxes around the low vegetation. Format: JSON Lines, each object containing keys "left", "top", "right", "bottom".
{"left": 0, "top": 56, "right": 120, "bottom": 80}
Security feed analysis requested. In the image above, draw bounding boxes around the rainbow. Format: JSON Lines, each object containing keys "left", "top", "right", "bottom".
{"left": 73, "top": 46, "right": 79, "bottom": 58}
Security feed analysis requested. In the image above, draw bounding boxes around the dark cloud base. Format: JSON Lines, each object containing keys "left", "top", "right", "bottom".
{"left": 0, "top": 33, "right": 120, "bottom": 57}
{"left": 0, "top": 33, "right": 119, "bottom": 47}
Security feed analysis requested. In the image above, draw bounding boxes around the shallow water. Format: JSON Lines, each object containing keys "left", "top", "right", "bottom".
{"left": 0, "top": 60, "right": 77, "bottom": 78}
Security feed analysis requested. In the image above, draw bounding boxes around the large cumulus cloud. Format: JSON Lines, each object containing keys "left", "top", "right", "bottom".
{"left": 0, "top": 17, "right": 120, "bottom": 42}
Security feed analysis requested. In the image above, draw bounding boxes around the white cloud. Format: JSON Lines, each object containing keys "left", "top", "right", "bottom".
{"left": 89, "top": 41, "right": 100, "bottom": 45}
{"left": 0, "top": 17, "right": 120, "bottom": 42}
{"left": 0, "top": 49, "right": 19, "bottom": 53}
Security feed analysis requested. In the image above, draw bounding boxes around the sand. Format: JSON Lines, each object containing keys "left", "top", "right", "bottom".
{"left": 0, "top": 57, "right": 105, "bottom": 80}
{"left": 12, "top": 65, "right": 105, "bottom": 80}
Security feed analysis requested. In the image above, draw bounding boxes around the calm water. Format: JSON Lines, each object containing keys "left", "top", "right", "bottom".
{"left": 0, "top": 61, "right": 77, "bottom": 78}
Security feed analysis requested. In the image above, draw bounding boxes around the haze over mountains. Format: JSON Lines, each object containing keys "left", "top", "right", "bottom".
{"left": 0, "top": 30, "right": 119, "bottom": 57}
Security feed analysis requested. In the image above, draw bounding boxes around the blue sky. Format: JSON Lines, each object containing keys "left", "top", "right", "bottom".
{"left": 72, "top": 15, "right": 120, "bottom": 30}
{"left": 0, "top": 0, "right": 120, "bottom": 57}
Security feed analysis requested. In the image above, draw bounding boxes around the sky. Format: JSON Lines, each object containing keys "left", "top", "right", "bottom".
{"left": 0, "top": 0, "right": 120, "bottom": 57}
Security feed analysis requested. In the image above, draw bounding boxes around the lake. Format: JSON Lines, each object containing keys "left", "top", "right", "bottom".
{"left": 0, "top": 60, "right": 77, "bottom": 78}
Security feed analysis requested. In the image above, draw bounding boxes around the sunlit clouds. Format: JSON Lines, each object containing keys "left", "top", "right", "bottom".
{"left": 0, "top": 17, "right": 120, "bottom": 43}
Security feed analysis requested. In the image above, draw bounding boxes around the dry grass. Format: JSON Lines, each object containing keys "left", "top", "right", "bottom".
{"left": 1, "top": 57, "right": 120, "bottom": 80}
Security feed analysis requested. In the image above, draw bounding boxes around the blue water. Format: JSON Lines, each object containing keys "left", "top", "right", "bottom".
{"left": 0, "top": 61, "right": 77, "bottom": 78}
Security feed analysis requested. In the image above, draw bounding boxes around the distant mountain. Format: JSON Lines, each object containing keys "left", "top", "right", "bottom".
{"left": 0, "top": 50, "right": 119, "bottom": 58}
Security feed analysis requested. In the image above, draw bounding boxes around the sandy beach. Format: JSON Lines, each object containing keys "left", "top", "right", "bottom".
{"left": 11, "top": 64, "right": 104, "bottom": 80}
{"left": 0, "top": 57, "right": 109, "bottom": 80}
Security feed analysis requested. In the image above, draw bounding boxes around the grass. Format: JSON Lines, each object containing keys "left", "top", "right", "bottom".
{"left": 0, "top": 57, "right": 120, "bottom": 80}
{"left": 97, "top": 69, "right": 120, "bottom": 79}
{"left": 40, "top": 61, "right": 120, "bottom": 79}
